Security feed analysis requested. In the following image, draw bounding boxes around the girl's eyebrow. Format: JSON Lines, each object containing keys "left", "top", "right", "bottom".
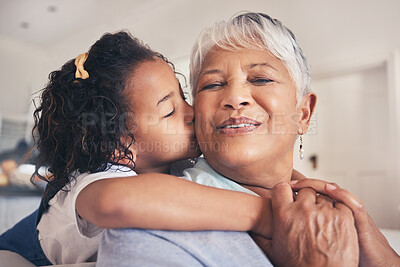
{"left": 157, "top": 92, "right": 174, "bottom": 106}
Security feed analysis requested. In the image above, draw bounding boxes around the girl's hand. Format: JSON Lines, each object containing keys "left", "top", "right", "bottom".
{"left": 290, "top": 179, "right": 400, "bottom": 267}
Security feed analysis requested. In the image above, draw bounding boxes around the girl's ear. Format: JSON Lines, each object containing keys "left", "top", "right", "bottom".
{"left": 129, "top": 144, "right": 137, "bottom": 164}
{"left": 114, "top": 144, "right": 137, "bottom": 166}
{"left": 297, "top": 92, "right": 317, "bottom": 135}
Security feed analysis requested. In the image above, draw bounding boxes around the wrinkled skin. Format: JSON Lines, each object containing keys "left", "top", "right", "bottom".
{"left": 290, "top": 179, "right": 400, "bottom": 267}
{"left": 253, "top": 182, "right": 359, "bottom": 267}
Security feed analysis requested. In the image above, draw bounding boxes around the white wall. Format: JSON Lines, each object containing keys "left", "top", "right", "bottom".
{"left": 0, "top": 35, "right": 50, "bottom": 118}
{"left": 0, "top": 35, "right": 53, "bottom": 149}
{"left": 387, "top": 49, "right": 400, "bottom": 228}
{"left": 293, "top": 63, "right": 400, "bottom": 229}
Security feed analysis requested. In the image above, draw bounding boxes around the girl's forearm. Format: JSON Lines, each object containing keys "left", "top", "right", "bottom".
{"left": 76, "top": 173, "right": 272, "bottom": 238}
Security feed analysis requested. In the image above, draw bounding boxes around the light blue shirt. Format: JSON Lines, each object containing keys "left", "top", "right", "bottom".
{"left": 182, "top": 157, "right": 258, "bottom": 196}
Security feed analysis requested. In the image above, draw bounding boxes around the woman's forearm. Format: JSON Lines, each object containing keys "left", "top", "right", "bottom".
{"left": 76, "top": 173, "right": 272, "bottom": 238}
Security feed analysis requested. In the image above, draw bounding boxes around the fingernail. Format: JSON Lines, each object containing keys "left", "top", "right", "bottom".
{"left": 351, "top": 198, "right": 362, "bottom": 208}
{"left": 326, "top": 184, "right": 337, "bottom": 191}
{"left": 289, "top": 180, "right": 298, "bottom": 185}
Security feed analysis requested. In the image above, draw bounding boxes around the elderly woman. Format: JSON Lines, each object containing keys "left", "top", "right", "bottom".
{"left": 97, "top": 12, "right": 399, "bottom": 266}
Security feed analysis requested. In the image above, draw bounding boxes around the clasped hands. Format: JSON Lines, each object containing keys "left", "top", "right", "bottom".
{"left": 252, "top": 179, "right": 400, "bottom": 267}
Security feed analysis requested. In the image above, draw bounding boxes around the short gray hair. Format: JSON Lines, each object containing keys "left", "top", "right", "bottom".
{"left": 189, "top": 12, "right": 311, "bottom": 100}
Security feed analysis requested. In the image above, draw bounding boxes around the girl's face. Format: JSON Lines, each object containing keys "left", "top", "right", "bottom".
{"left": 127, "top": 58, "right": 201, "bottom": 173}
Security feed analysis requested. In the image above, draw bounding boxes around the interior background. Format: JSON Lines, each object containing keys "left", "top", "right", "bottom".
{"left": 0, "top": 0, "right": 399, "bottom": 230}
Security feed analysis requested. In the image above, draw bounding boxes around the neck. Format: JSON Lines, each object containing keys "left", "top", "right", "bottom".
{"left": 207, "top": 154, "right": 293, "bottom": 189}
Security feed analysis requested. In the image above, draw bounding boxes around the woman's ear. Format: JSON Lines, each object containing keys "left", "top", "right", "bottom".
{"left": 297, "top": 92, "right": 317, "bottom": 134}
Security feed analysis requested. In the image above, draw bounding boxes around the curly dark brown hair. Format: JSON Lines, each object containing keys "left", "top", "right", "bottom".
{"left": 32, "top": 31, "right": 171, "bottom": 206}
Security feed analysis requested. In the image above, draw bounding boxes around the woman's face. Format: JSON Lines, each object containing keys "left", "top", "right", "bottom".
{"left": 127, "top": 58, "right": 200, "bottom": 173}
{"left": 194, "top": 47, "right": 314, "bottom": 186}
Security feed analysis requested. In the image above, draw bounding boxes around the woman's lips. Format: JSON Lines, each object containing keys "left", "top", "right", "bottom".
{"left": 216, "top": 117, "right": 261, "bottom": 135}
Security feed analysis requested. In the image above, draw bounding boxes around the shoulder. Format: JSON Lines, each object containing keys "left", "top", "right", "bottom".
{"left": 181, "top": 158, "right": 222, "bottom": 185}
{"left": 71, "top": 164, "right": 137, "bottom": 191}
{"left": 98, "top": 228, "right": 272, "bottom": 267}
{"left": 48, "top": 164, "right": 136, "bottom": 208}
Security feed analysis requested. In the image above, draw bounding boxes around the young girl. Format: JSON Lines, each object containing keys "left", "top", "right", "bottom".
{"left": 0, "top": 31, "right": 273, "bottom": 265}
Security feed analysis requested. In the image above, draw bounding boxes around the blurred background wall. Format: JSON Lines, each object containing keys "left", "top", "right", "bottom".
{"left": 0, "top": 0, "right": 399, "bottom": 229}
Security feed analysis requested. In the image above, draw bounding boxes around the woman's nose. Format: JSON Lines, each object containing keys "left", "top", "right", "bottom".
{"left": 220, "top": 83, "right": 253, "bottom": 110}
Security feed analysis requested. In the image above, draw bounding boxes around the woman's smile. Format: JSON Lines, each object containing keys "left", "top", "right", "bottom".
{"left": 216, "top": 116, "right": 261, "bottom": 135}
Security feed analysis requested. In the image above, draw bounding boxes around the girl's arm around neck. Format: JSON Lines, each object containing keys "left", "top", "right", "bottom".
{"left": 76, "top": 173, "right": 272, "bottom": 238}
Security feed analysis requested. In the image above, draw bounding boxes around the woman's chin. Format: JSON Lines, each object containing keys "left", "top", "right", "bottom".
{"left": 206, "top": 149, "right": 262, "bottom": 170}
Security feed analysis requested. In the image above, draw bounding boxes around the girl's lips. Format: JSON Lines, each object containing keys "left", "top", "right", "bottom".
{"left": 216, "top": 117, "right": 261, "bottom": 135}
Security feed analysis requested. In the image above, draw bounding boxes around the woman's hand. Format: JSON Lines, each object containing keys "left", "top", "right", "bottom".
{"left": 264, "top": 182, "right": 359, "bottom": 267}
{"left": 290, "top": 179, "right": 400, "bottom": 267}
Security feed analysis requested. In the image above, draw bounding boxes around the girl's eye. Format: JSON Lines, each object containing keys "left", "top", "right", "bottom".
{"left": 163, "top": 109, "right": 175, "bottom": 118}
{"left": 200, "top": 82, "right": 226, "bottom": 92}
{"left": 250, "top": 78, "right": 274, "bottom": 85}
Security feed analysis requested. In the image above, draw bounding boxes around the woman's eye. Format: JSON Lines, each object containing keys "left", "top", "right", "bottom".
{"left": 200, "top": 82, "right": 225, "bottom": 91}
{"left": 163, "top": 109, "right": 175, "bottom": 118}
{"left": 250, "top": 78, "right": 273, "bottom": 85}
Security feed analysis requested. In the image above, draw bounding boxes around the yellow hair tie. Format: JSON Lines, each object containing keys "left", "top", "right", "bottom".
{"left": 74, "top": 53, "right": 89, "bottom": 80}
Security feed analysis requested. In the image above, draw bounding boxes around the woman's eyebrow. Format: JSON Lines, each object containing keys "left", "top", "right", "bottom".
{"left": 199, "top": 69, "right": 222, "bottom": 77}
{"left": 157, "top": 92, "right": 173, "bottom": 106}
{"left": 247, "top": 63, "right": 277, "bottom": 71}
